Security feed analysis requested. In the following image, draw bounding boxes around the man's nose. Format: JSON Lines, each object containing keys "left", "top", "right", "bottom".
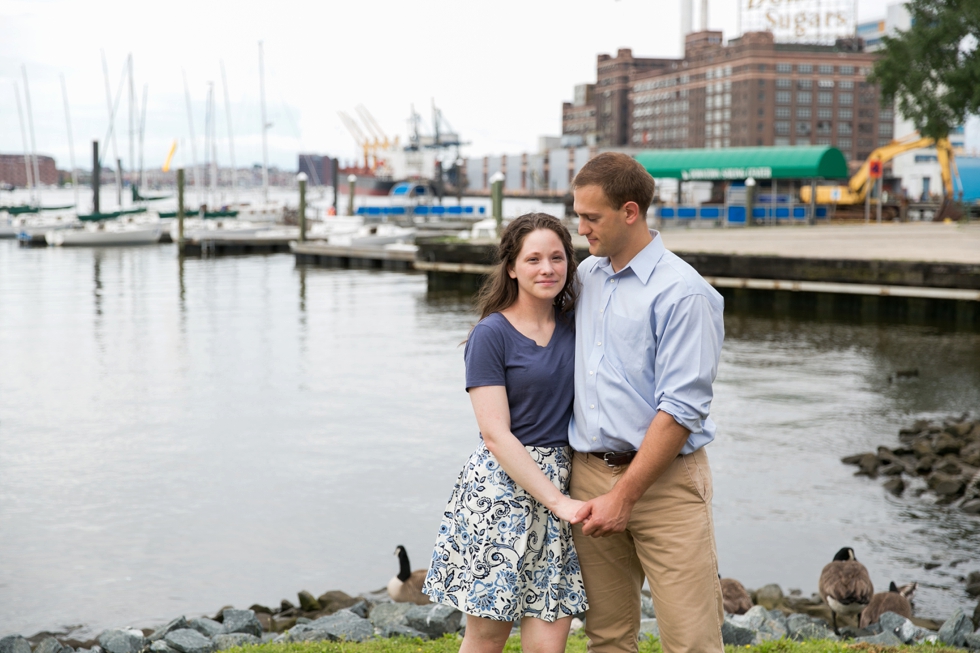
{"left": 577, "top": 217, "right": 587, "bottom": 235}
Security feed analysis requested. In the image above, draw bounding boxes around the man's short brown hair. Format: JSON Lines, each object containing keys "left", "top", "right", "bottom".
{"left": 572, "top": 152, "right": 655, "bottom": 216}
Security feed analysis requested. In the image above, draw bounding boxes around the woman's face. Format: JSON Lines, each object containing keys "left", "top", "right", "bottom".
{"left": 508, "top": 228, "right": 568, "bottom": 303}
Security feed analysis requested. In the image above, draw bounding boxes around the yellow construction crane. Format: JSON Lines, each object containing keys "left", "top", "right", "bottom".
{"left": 801, "top": 133, "right": 957, "bottom": 204}
{"left": 337, "top": 111, "right": 373, "bottom": 169}
{"left": 356, "top": 105, "right": 399, "bottom": 151}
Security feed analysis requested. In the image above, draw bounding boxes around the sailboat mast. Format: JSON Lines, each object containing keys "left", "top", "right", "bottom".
{"left": 101, "top": 51, "right": 122, "bottom": 207}
{"left": 128, "top": 54, "right": 135, "bottom": 194}
{"left": 12, "top": 83, "right": 34, "bottom": 204}
{"left": 258, "top": 41, "right": 270, "bottom": 202}
{"left": 182, "top": 70, "right": 202, "bottom": 208}
{"left": 138, "top": 84, "right": 148, "bottom": 191}
{"left": 60, "top": 74, "right": 80, "bottom": 209}
{"left": 208, "top": 83, "right": 218, "bottom": 204}
{"left": 220, "top": 60, "right": 238, "bottom": 205}
{"left": 21, "top": 66, "right": 42, "bottom": 208}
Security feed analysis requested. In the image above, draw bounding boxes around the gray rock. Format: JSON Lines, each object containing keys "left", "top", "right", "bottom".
{"left": 294, "top": 618, "right": 311, "bottom": 625}
{"left": 638, "top": 618, "right": 659, "bottom": 639}
{"left": 211, "top": 635, "right": 259, "bottom": 651}
{"left": 854, "top": 631, "right": 904, "bottom": 646}
{"left": 98, "top": 630, "right": 148, "bottom": 653}
{"left": 0, "top": 637, "right": 31, "bottom": 653}
{"left": 730, "top": 605, "right": 767, "bottom": 630}
{"left": 640, "top": 594, "right": 656, "bottom": 618}
{"left": 220, "top": 610, "right": 262, "bottom": 637}
{"left": 369, "top": 603, "right": 413, "bottom": 630}
{"left": 34, "top": 638, "right": 69, "bottom": 653}
{"left": 187, "top": 620, "right": 223, "bottom": 639}
{"left": 963, "top": 631, "right": 980, "bottom": 650}
{"left": 938, "top": 608, "right": 973, "bottom": 647}
{"left": 756, "top": 610, "right": 788, "bottom": 642}
{"left": 347, "top": 601, "right": 369, "bottom": 619}
{"left": 148, "top": 642, "right": 176, "bottom": 653}
{"left": 755, "top": 584, "right": 784, "bottom": 609}
{"left": 405, "top": 604, "right": 462, "bottom": 638}
{"left": 877, "top": 611, "right": 932, "bottom": 644}
{"left": 786, "top": 613, "right": 837, "bottom": 641}
{"left": 163, "top": 630, "right": 215, "bottom": 653}
{"left": 721, "top": 620, "right": 754, "bottom": 646}
{"left": 258, "top": 636, "right": 275, "bottom": 645}
{"left": 280, "top": 610, "right": 373, "bottom": 643}
{"left": 379, "top": 625, "right": 427, "bottom": 640}
{"left": 150, "top": 618, "right": 189, "bottom": 643}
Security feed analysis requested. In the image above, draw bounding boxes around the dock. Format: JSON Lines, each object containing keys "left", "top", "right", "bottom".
{"left": 180, "top": 231, "right": 297, "bottom": 257}
{"left": 291, "top": 241, "right": 416, "bottom": 270}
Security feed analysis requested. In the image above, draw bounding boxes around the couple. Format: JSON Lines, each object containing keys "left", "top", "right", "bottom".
{"left": 422, "top": 153, "right": 726, "bottom": 653}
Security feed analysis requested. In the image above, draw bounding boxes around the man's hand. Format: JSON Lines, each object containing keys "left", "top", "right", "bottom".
{"left": 571, "top": 488, "right": 636, "bottom": 537}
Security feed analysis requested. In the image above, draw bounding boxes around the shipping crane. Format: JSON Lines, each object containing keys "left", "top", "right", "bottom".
{"left": 801, "top": 133, "right": 959, "bottom": 205}
{"left": 356, "top": 105, "right": 397, "bottom": 151}
{"left": 338, "top": 110, "right": 373, "bottom": 169}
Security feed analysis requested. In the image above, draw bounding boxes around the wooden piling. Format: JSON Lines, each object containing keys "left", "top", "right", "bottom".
{"left": 297, "top": 172, "right": 307, "bottom": 243}
{"left": 347, "top": 174, "right": 356, "bottom": 217}
{"left": 177, "top": 167, "right": 185, "bottom": 254}
{"left": 92, "top": 140, "right": 100, "bottom": 214}
{"left": 490, "top": 171, "right": 505, "bottom": 235}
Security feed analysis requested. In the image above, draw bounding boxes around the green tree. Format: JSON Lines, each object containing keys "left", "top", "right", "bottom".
{"left": 871, "top": 0, "right": 980, "bottom": 140}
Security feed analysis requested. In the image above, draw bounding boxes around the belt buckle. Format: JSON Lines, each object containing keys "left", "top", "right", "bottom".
{"left": 602, "top": 452, "right": 621, "bottom": 467}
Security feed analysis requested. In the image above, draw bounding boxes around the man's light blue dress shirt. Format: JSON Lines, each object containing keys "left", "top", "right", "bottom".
{"left": 568, "top": 231, "right": 725, "bottom": 455}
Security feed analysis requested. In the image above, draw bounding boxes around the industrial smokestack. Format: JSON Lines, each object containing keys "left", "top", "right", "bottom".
{"left": 700, "top": 0, "right": 708, "bottom": 31}
{"left": 681, "top": 0, "right": 693, "bottom": 35}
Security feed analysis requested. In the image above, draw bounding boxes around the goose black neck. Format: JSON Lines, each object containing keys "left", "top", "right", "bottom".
{"left": 398, "top": 547, "right": 411, "bottom": 582}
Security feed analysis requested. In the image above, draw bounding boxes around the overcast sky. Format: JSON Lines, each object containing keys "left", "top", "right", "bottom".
{"left": 1, "top": 0, "right": 894, "bottom": 173}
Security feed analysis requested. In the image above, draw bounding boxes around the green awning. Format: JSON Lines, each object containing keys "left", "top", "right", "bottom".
{"left": 634, "top": 146, "right": 849, "bottom": 181}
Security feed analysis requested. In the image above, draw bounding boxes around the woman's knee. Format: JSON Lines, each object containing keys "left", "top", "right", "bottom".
{"left": 520, "top": 616, "right": 571, "bottom": 653}
{"left": 461, "top": 615, "right": 512, "bottom": 652}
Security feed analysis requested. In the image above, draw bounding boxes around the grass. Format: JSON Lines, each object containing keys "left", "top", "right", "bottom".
{"left": 221, "top": 633, "right": 966, "bottom": 653}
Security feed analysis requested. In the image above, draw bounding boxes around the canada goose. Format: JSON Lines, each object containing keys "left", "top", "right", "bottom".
{"left": 387, "top": 545, "right": 429, "bottom": 605}
{"left": 818, "top": 547, "right": 874, "bottom": 635}
{"left": 720, "top": 578, "right": 753, "bottom": 615}
{"left": 859, "top": 581, "right": 917, "bottom": 628}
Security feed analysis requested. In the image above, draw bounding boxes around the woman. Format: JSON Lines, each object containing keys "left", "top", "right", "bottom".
{"left": 423, "top": 213, "right": 587, "bottom": 653}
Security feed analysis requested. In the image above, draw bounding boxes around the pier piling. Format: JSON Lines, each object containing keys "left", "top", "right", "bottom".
{"left": 347, "top": 174, "right": 356, "bottom": 217}
{"left": 92, "top": 140, "right": 100, "bottom": 214}
{"left": 177, "top": 168, "right": 185, "bottom": 254}
{"left": 297, "top": 172, "right": 307, "bottom": 243}
{"left": 490, "top": 171, "right": 505, "bottom": 236}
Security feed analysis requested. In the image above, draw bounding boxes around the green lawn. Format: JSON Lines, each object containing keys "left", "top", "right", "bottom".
{"left": 223, "top": 633, "right": 965, "bottom": 653}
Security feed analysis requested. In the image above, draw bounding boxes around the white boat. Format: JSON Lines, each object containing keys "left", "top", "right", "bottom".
{"left": 10, "top": 212, "right": 78, "bottom": 238}
{"left": 46, "top": 222, "right": 163, "bottom": 246}
{"left": 327, "top": 223, "right": 416, "bottom": 248}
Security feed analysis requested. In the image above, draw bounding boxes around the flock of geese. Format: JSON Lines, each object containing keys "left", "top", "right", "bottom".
{"left": 386, "top": 545, "right": 915, "bottom": 636}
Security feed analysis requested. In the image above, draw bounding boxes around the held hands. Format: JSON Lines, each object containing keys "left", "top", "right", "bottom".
{"left": 551, "top": 495, "right": 588, "bottom": 523}
{"left": 569, "top": 488, "right": 635, "bottom": 537}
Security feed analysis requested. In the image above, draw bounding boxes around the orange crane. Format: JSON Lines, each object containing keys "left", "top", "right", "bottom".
{"left": 337, "top": 111, "right": 373, "bottom": 170}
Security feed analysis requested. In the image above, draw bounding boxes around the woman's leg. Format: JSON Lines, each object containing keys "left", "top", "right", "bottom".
{"left": 459, "top": 615, "right": 513, "bottom": 653}
{"left": 519, "top": 616, "right": 573, "bottom": 653}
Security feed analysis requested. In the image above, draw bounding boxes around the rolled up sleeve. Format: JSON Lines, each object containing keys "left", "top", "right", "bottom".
{"left": 653, "top": 294, "right": 724, "bottom": 435}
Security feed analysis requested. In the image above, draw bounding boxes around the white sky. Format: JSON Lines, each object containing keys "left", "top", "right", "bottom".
{"left": 1, "top": 0, "right": 894, "bottom": 172}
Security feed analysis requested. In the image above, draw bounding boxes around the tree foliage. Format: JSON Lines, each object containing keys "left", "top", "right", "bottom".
{"left": 871, "top": 0, "right": 980, "bottom": 140}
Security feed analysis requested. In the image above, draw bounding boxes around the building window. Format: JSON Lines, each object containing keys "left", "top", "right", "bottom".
{"left": 839, "top": 65, "right": 854, "bottom": 75}
{"left": 758, "top": 92, "right": 766, "bottom": 101}
{"left": 758, "top": 64, "right": 767, "bottom": 71}
{"left": 818, "top": 65, "right": 834, "bottom": 74}
{"left": 798, "top": 64, "right": 813, "bottom": 74}
{"left": 818, "top": 108, "right": 833, "bottom": 119}
{"left": 759, "top": 79, "right": 766, "bottom": 87}
{"left": 775, "top": 121, "right": 790, "bottom": 135}
{"left": 818, "top": 92, "right": 833, "bottom": 105}
{"left": 775, "top": 137, "right": 791, "bottom": 146}
{"left": 839, "top": 93, "right": 853, "bottom": 105}
{"left": 797, "top": 122, "right": 812, "bottom": 135}
{"left": 838, "top": 123, "right": 852, "bottom": 134}
{"left": 816, "top": 137, "right": 832, "bottom": 145}
{"left": 818, "top": 79, "right": 835, "bottom": 88}
{"left": 758, "top": 122, "right": 764, "bottom": 131}
{"left": 776, "top": 91, "right": 791, "bottom": 104}
{"left": 861, "top": 93, "right": 877, "bottom": 104}
{"left": 837, "top": 137, "right": 852, "bottom": 149}
{"left": 838, "top": 108, "right": 853, "bottom": 120}
{"left": 839, "top": 80, "right": 854, "bottom": 90}
{"left": 858, "top": 108, "right": 875, "bottom": 119}
{"left": 797, "top": 79, "right": 812, "bottom": 89}
{"left": 797, "top": 91, "right": 812, "bottom": 104}
{"left": 858, "top": 138, "right": 874, "bottom": 147}
{"left": 879, "top": 123, "right": 893, "bottom": 136}
{"left": 797, "top": 107, "right": 811, "bottom": 119}
{"left": 879, "top": 138, "right": 892, "bottom": 147}
{"left": 776, "top": 107, "right": 791, "bottom": 119}
{"left": 858, "top": 123, "right": 874, "bottom": 134}
{"left": 880, "top": 109, "right": 893, "bottom": 120}
{"left": 817, "top": 120, "right": 832, "bottom": 134}
{"left": 776, "top": 63, "right": 792, "bottom": 73}
{"left": 776, "top": 78, "right": 791, "bottom": 88}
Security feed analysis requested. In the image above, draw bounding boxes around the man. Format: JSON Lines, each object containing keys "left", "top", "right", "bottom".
{"left": 568, "top": 152, "right": 725, "bottom": 653}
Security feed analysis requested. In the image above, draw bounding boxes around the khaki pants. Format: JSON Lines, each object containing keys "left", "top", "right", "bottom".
{"left": 570, "top": 448, "right": 724, "bottom": 653}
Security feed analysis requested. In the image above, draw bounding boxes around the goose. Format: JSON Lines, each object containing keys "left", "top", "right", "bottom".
{"left": 720, "top": 577, "right": 753, "bottom": 615}
{"left": 859, "top": 581, "right": 917, "bottom": 628}
{"left": 818, "top": 547, "right": 874, "bottom": 635}
{"left": 387, "top": 545, "right": 429, "bottom": 605}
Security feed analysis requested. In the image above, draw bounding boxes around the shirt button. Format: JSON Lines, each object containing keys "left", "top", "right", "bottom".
{"left": 599, "top": 309, "right": 604, "bottom": 314}
{"left": 597, "top": 342, "right": 602, "bottom": 346}
{"left": 592, "top": 437, "right": 597, "bottom": 442}
{"left": 590, "top": 404, "right": 595, "bottom": 409}
{"left": 589, "top": 371, "right": 594, "bottom": 375}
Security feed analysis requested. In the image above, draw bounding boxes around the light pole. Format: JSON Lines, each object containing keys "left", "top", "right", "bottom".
{"left": 745, "top": 176, "right": 756, "bottom": 227}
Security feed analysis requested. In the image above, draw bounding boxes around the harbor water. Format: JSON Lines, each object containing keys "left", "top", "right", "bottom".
{"left": 1, "top": 238, "right": 979, "bottom": 638}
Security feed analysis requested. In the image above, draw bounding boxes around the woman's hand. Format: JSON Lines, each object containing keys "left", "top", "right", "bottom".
{"left": 551, "top": 495, "right": 587, "bottom": 523}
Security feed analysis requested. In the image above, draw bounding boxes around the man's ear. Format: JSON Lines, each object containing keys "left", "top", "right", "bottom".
{"left": 622, "top": 201, "right": 642, "bottom": 225}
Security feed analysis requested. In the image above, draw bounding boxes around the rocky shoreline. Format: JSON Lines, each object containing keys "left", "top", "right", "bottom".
{"left": 3, "top": 582, "right": 980, "bottom": 653}
{"left": 842, "top": 415, "right": 980, "bottom": 513}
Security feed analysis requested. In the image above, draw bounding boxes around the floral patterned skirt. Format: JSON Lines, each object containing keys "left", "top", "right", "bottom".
{"left": 422, "top": 442, "right": 589, "bottom": 622}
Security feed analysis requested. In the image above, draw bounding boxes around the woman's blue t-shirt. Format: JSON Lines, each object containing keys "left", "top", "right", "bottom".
{"left": 463, "top": 311, "right": 574, "bottom": 448}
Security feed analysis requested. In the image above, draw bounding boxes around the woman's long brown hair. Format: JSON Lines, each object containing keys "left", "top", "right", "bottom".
{"left": 474, "top": 212, "right": 578, "bottom": 323}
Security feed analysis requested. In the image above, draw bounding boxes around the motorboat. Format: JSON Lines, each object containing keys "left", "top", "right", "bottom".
{"left": 46, "top": 221, "right": 163, "bottom": 246}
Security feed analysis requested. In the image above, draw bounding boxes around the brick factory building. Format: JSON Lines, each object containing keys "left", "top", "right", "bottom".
{"left": 0, "top": 154, "right": 59, "bottom": 187}
{"left": 562, "top": 31, "right": 891, "bottom": 163}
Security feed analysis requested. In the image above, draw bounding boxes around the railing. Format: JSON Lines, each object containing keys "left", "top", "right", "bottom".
{"left": 655, "top": 204, "right": 828, "bottom": 225}
{"left": 355, "top": 205, "right": 487, "bottom": 217}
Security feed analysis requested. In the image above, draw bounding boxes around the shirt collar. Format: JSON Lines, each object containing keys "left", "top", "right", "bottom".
{"left": 588, "top": 230, "right": 665, "bottom": 285}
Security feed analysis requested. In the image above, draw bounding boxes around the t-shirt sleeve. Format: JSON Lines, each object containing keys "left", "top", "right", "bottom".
{"left": 464, "top": 321, "right": 507, "bottom": 391}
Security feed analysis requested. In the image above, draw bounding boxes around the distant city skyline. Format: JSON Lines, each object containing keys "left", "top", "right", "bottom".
{"left": 1, "top": 0, "right": 895, "bottom": 173}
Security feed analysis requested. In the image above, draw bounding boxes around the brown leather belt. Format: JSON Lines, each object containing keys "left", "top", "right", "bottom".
{"left": 589, "top": 451, "right": 637, "bottom": 467}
